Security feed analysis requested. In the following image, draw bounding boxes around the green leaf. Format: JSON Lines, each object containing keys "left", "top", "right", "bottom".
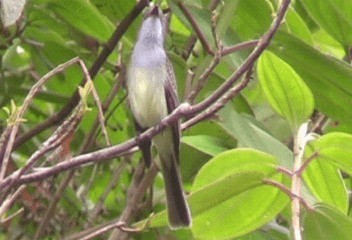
{"left": 312, "top": 29, "right": 345, "bottom": 59}
{"left": 257, "top": 51, "right": 314, "bottom": 130}
{"left": 218, "top": 104, "right": 293, "bottom": 168}
{"left": 231, "top": 0, "right": 273, "bottom": 40}
{"left": 309, "top": 132, "right": 352, "bottom": 175}
{"left": 181, "top": 135, "right": 229, "bottom": 157}
{"left": 190, "top": 149, "right": 288, "bottom": 240}
{"left": 270, "top": 31, "right": 352, "bottom": 124}
{"left": 284, "top": 9, "right": 313, "bottom": 44}
{"left": 303, "top": 203, "right": 352, "bottom": 240}
{"left": 216, "top": 0, "right": 240, "bottom": 38}
{"left": 192, "top": 148, "right": 278, "bottom": 191}
{"left": 168, "top": 1, "right": 215, "bottom": 51}
{"left": 303, "top": 160, "right": 348, "bottom": 213}
{"left": 302, "top": 132, "right": 352, "bottom": 213}
{"left": 301, "top": 0, "right": 352, "bottom": 49}
{"left": 49, "top": 0, "right": 115, "bottom": 42}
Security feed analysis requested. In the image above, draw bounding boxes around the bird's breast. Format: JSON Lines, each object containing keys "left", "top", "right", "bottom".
{"left": 127, "top": 66, "right": 168, "bottom": 128}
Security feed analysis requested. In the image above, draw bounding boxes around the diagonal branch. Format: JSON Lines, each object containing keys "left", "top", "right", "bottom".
{"left": 178, "top": 1, "right": 214, "bottom": 55}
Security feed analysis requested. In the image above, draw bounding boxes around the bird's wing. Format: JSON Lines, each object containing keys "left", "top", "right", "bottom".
{"left": 165, "top": 59, "right": 180, "bottom": 163}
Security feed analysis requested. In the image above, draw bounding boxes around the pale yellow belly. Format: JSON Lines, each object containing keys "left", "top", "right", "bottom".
{"left": 128, "top": 66, "right": 168, "bottom": 128}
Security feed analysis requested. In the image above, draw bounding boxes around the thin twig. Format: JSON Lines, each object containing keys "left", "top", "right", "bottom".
{"left": 178, "top": 1, "right": 214, "bottom": 55}
{"left": 81, "top": 221, "right": 142, "bottom": 240}
{"left": 87, "top": 159, "right": 128, "bottom": 225}
{"left": 108, "top": 163, "right": 159, "bottom": 240}
{"left": 0, "top": 185, "right": 25, "bottom": 219}
{"left": 182, "top": 35, "right": 197, "bottom": 60}
{"left": 263, "top": 179, "right": 311, "bottom": 210}
{"left": 186, "top": 54, "right": 221, "bottom": 103}
{"left": 277, "top": 166, "right": 293, "bottom": 177}
{"left": 182, "top": 0, "right": 290, "bottom": 117}
{"left": 78, "top": 62, "right": 111, "bottom": 146}
{"left": 80, "top": 64, "right": 125, "bottom": 152}
{"left": 294, "top": 151, "right": 320, "bottom": 176}
{"left": 33, "top": 170, "right": 75, "bottom": 240}
{"left": 182, "top": 65, "right": 253, "bottom": 130}
{"left": 221, "top": 40, "right": 259, "bottom": 56}
{"left": 64, "top": 162, "right": 153, "bottom": 240}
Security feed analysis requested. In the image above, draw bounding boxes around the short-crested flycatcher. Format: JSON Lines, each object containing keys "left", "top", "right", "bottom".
{"left": 127, "top": 5, "right": 191, "bottom": 228}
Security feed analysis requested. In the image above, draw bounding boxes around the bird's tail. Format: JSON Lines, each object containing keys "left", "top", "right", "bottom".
{"left": 153, "top": 130, "right": 191, "bottom": 229}
{"left": 160, "top": 154, "right": 191, "bottom": 228}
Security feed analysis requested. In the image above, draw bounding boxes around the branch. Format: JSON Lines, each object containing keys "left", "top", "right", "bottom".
{"left": 87, "top": 159, "right": 128, "bottom": 225}
{"left": 182, "top": 65, "right": 253, "bottom": 130}
{"left": 221, "top": 40, "right": 259, "bottom": 57}
{"left": 13, "top": 0, "right": 150, "bottom": 149}
{"left": 33, "top": 170, "right": 75, "bottom": 240}
{"left": 291, "top": 122, "right": 310, "bottom": 240}
{"left": 81, "top": 221, "right": 142, "bottom": 240}
{"left": 263, "top": 179, "right": 311, "bottom": 210}
{"left": 108, "top": 163, "right": 159, "bottom": 240}
{"left": 178, "top": 2, "right": 214, "bottom": 55}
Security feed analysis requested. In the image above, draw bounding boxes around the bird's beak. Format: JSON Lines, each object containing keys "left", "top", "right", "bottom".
{"left": 147, "top": 5, "right": 160, "bottom": 17}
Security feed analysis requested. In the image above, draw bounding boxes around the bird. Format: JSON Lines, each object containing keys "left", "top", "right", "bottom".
{"left": 126, "top": 5, "right": 192, "bottom": 229}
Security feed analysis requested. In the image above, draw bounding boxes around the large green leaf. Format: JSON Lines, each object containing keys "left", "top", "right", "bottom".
{"left": 230, "top": 0, "right": 273, "bottom": 40}
{"left": 190, "top": 149, "right": 288, "bottom": 240}
{"left": 303, "top": 160, "right": 348, "bottom": 213}
{"left": 49, "top": 0, "right": 115, "bottom": 42}
{"left": 270, "top": 31, "right": 352, "bottom": 124}
{"left": 257, "top": 51, "right": 314, "bottom": 130}
{"left": 218, "top": 105, "right": 293, "bottom": 168}
{"left": 302, "top": 132, "right": 352, "bottom": 213}
{"left": 284, "top": 9, "right": 313, "bottom": 45}
{"left": 308, "top": 132, "right": 352, "bottom": 175}
{"left": 181, "top": 135, "right": 229, "bottom": 157}
{"left": 303, "top": 203, "right": 352, "bottom": 240}
{"left": 301, "top": 0, "right": 352, "bottom": 49}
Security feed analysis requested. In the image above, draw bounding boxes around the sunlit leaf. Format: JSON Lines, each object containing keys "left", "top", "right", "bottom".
{"left": 257, "top": 51, "right": 314, "bottom": 130}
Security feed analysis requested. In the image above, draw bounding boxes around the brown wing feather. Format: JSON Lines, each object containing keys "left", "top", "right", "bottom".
{"left": 165, "top": 59, "right": 180, "bottom": 163}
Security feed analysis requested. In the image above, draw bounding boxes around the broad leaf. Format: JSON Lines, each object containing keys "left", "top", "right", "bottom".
{"left": 218, "top": 105, "right": 293, "bottom": 168}
{"left": 302, "top": 132, "right": 352, "bottom": 213}
{"left": 303, "top": 160, "right": 348, "bottom": 213}
{"left": 270, "top": 31, "right": 352, "bottom": 124}
{"left": 190, "top": 149, "right": 289, "bottom": 240}
{"left": 302, "top": 0, "right": 352, "bottom": 49}
{"left": 257, "top": 51, "right": 314, "bottom": 130}
{"left": 303, "top": 203, "right": 352, "bottom": 240}
{"left": 181, "top": 135, "right": 229, "bottom": 157}
{"left": 49, "top": 0, "right": 115, "bottom": 42}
